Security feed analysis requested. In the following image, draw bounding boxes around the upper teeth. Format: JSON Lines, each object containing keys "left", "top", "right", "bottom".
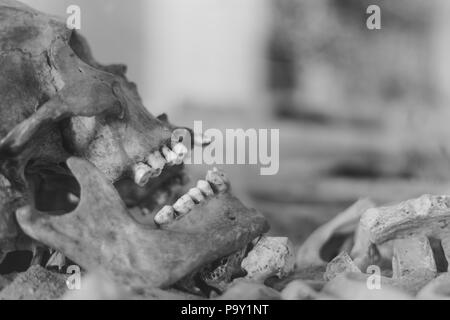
{"left": 133, "top": 163, "right": 153, "bottom": 187}
{"left": 153, "top": 168, "right": 229, "bottom": 226}
{"left": 172, "top": 143, "right": 188, "bottom": 164}
{"left": 133, "top": 143, "right": 192, "bottom": 187}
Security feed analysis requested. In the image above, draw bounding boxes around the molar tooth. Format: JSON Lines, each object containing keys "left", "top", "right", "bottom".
{"left": 147, "top": 151, "right": 166, "bottom": 176}
{"left": 161, "top": 145, "right": 178, "bottom": 165}
{"left": 154, "top": 205, "right": 175, "bottom": 225}
{"left": 173, "top": 194, "right": 195, "bottom": 216}
{"left": 133, "top": 163, "right": 153, "bottom": 187}
{"left": 187, "top": 187, "right": 206, "bottom": 203}
{"left": 196, "top": 180, "right": 214, "bottom": 197}
{"left": 172, "top": 143, "right": 188, "bottom": 164}
{"left": 205, "top": 167, "right": 229, "bottom": 193}
{"left": 194, "top": 133, "right": 212, "bottom": 146}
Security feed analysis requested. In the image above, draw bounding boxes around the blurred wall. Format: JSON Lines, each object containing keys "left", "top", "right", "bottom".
{"left": 20, "top": 0, "right": 270, "bottom": 115}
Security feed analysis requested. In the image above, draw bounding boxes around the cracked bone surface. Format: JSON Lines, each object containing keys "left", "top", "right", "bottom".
{"left": 360, "top": 194, "right": 450, "bottom": 244}
{"left": 15, "top": 157, "right": 269, "bottom": 289}
{"left": 241, "top": 236, "right": 295, "bottom": 282}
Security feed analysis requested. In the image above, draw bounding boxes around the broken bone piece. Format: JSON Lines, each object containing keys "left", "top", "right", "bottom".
{"left": 280, "top": 279, "right": 320, "bottom": 300}
{"left": 391, "top": 236, "right": 436, "bottom": 279}
{"left": 194, "top": 133, "right": 212, "bottom": 146}
{"left": 173, "top": 194, "right": 195, "bottom": 216}
{"left": 324, "top": 252, "right": 361, "bottom": 281}
{"left": 154, "top": 205, "right": 175, "bottom": 226}
{"left": 296, "top": 198, "right": 375, "bottom": 268}
{"left": 241, "top": 236, "right": 295, "bottom": 282}
{"left": 360, "top": 194, "right": 450, "bottom": 244}
{"left": 205, "top": 167, "right": 229, "bottom": 193}
{"left": 196, "top": 180, "right": 215, "bottom": 197}
{"left": 132, "top": 163, "right": 153, "bottom": 187}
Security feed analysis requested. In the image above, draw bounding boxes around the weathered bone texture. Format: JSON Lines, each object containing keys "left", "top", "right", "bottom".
{"left": 217, "top": 279, "right": 281, "bottom": 300}
{"left": 360, "top": 194, "right": 450, "bottom": 244}
{"left": 391, "top": 236, "right": 436, "bottom": 279}
{"left": 63, "top": 271, "right": 203, "bottom": 300}
{"left": 296, "top": 198, "right": 374, "bottom": 268}
{"left": 440, "top": 236, "right": 450, "bottom": 272}
{"left": 323, "top": 251, "right": 361, "bottom": 281}
{"left": 16, "top": 157, "right": 268, "bottom": 289}
{"left": 280, "top": 279, "right": 320, "bottom": 300}
{"left": 241, "top": 236, "right": 295, "bottom": 282}
{"left": 0, "top": 0, "right": 188, "bottom": 268}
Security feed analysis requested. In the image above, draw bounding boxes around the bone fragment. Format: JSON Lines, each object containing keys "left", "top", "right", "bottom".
{"left": 242, "top": 236, "right": 295, "bottom": 282}
{"left": 324, "top": 252, "right": 361, "bottom": 281}
{"left": 154, "top": 205, "right": 175, "bottom": 226}
{"left": 173, "top": 194, "right": 195, "bottom": 216}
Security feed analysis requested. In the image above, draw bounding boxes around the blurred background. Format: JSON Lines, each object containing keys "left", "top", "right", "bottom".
{"left": 21, "top": 0, "right": 450, "bottom": 246}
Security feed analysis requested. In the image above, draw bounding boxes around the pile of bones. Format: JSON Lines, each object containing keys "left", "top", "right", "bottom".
{"left": 1, "top": 0, "right": 449, "bottom": 300}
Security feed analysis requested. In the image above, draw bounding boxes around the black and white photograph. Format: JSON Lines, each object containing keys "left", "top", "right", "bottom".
{"left": 0, "top": 0, "right": 450, "bottom": 305}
